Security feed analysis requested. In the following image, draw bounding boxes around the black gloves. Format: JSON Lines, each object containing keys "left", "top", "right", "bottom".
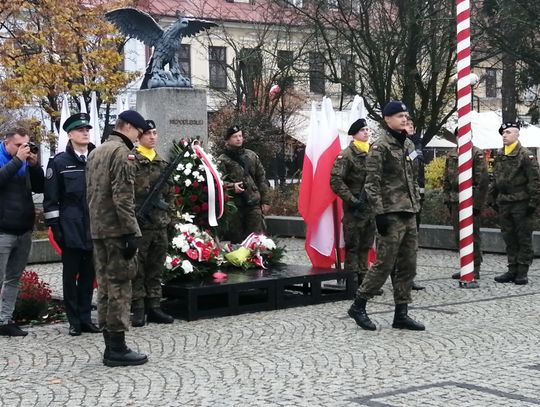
{"left": 121, "top": 235, "right": 139, "bottom": 260}
{"left": 375, "top": 214, "right": 390, "bottom": 236}
{"left": 51, "top": 224, "right": 63, "bottom": 248}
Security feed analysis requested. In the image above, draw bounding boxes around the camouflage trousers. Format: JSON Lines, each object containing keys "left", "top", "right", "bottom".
{"left": 357, "top": 213, "right": 417, "bottom": 304}
{"left": 132, "top": 228, "right": 167, "bottom": 309}
{"left": 450, "top": 203, "right": 483, "bottom": 267}
{"left": 342, "top": 211, "right": 375, "bottom": 278}
{"left": 227, "top": 204, "right": 265, "bottom": 244}
{"left": 499, "top": 200, "right": 534, "bottom": 266}
{"left": 93, "top": 238, "right": 137, "bottom": 332}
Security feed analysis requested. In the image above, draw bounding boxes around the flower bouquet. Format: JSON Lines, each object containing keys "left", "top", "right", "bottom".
{"left": 223, "top": 233, "right": 286, "bottom": 270}
{"left": 13, "top": 270, "right": 52, "bottom": 322}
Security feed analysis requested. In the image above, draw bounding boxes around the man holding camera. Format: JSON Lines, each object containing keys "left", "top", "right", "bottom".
{"left": 217, "top": 125, "right": 270, "bottom": 243}
{"left": 86, "top": 110, "right": 151, "bottom": 366}
{"left": 0, "top": 128, "right": 44, "bottom": 336}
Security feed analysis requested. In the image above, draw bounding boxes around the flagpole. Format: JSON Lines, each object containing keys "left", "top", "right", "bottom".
{"left": 332, "top": 200, "right": 342, "bottom": 270}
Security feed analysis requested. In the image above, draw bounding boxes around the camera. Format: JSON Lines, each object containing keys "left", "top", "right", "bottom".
{"left": 26, "top": 142, "right": 39, "bottom": 154}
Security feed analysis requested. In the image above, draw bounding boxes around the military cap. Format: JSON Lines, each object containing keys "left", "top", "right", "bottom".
{"left": 382, "top": 101, "right": 408, "bottom": 117}
{"left": 63, "top": 112, "right": 92, "bottom": 133}
{"left": 348, "top": 118, "right": 368, "bottom": 135}
{"left": 118, "top": 110, "right": 151, "bottom": 132}
{"left": 498, "top": 121, "right": 520, "bottom": 135}
{"left": 146, "top": 120, "right": 156, "bottom": 130}
{"left": 225, "top": 125, "right": 241, "bottom": 140}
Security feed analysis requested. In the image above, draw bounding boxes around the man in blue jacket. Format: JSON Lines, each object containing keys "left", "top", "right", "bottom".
{"left": 0, "top": 127, "right": 44, "bottom": 336}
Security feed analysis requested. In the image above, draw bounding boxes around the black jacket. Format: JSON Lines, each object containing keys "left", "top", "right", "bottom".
{"left": 43, "top": 141, "right": 95, "bottom": 250}
{"left": 0, "top": 145, "right": 44, "bottom": 235}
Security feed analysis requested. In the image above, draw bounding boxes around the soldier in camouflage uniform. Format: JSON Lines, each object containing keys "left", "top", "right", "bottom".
{"left": 489, "top": 122, "right": 540, "bottom": 285}
{"left": 330, "top": 118, "right": 376, "bottom": 288}
{"left": 443, "top": 131, "right": 488, "bottom": 280}
{"left": 217, "top": 125, "right": 270, "bottom": 243}
{"left": 348, "top": 101, "right": 425, "bottom": 331}
{"left": 86, "top": 110, "right": 151, "bottom": 367}
{"left": 130, "top": 120, "right": 174, "bottom": 327}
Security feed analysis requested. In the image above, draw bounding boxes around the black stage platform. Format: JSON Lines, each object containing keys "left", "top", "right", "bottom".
{"left": 162, "top": 265, "right": 356, "bottom": 321}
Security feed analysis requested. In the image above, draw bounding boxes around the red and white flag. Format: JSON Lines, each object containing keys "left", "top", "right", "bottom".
{"left": 298, "top": 98, "right": 344, "bottom": 268}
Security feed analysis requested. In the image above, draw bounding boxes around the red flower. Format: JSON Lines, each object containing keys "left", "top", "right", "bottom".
{"left": 186, "top": 249, "right": 198, "bottom": 260}
{"left": 201, "top": 247, "right": 211, "bottom": 261}
{"left": 224, "top": 194, "right": 229, "bottom": 202}
{"left": 193, "top": 205, "right": 201, "bottom": 213}
{"left": 192, "top": 181, "right": 200, "bottom": 188}
{"left": 201, "top": 202, "right": 208, "bottom": 211}
{"left": 176, "top": 197, "right": 184, "bottom": 205}
{"left": 190, "top": 194, "right": 198, "bottom": 202}
{"left": 171, "top": 258, "right": 180, "bottom": 267}
{"left": 213, "top": 248, "right": 219, "bottom": 257}
{"left": 174, "top": 186, "right": 181, "bottom": 194}
{"left": 203, "top": 186, "right": 208, "bottom": 192}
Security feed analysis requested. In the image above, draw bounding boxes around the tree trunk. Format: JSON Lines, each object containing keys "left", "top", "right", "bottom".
{"left": 501, "top": 52, "right": 517, "bottom": 122}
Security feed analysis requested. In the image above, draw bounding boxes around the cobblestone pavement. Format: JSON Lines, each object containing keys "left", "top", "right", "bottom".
{"left": 2, "top": 238, "right": 540, "bottom": 406}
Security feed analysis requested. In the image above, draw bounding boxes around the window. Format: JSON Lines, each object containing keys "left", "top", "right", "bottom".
{"left": 309, "top": 52, "right": 325, "bottom": 94}
{"left": 177, "top": 44, "right": 191, "bottom": 81}
{"left": 277, "top": 50, "right": 294, "bottom": 70}
{"left": 240, "top": 48, "right": 263, "bottom": 103}
{"left": 340, "top": 55, "right": 355, "bottom": 95}
{"left": 209, "top": 46, "right": 227, "bottom": 90}
{"left": 283, "top": 0, "right": 303, "bottom": 7}
{"left": 485, "top": 68, "right": 497, "bottom": 98}
{"left": 326, "top": 0, "right": 339, "bottom": 10}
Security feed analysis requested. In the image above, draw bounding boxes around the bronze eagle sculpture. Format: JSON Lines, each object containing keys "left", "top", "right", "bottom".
{"left": 105, "top": 8, "right": 217, "bottom": 89}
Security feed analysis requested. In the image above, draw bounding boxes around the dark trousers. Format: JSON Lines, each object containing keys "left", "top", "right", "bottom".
{"left": 62, "top": 247, "right": 95, "bottom": 327}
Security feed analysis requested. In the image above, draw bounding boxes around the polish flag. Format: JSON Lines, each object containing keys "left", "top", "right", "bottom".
{"left": 298, "top": 98, "right": 344, "bottom": 267}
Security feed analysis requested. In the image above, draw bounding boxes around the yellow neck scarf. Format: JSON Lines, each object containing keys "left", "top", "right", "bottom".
{"left": 504, "top": 141, "right": 518, "bottom": 155}
{"left": 353, "top": 140, "right": 369, "bottom": 153}
{"left": 136, "top": 145, "right": 156, "bottom": 161}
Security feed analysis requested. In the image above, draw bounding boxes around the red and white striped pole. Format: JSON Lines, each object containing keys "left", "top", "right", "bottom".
{"left": 456, "top": 0, "right": 478, "bottom": 287}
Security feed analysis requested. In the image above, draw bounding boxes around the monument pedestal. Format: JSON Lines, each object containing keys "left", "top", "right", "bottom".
{"left": 136, "top": 87, "right": 208, "bottom": 158}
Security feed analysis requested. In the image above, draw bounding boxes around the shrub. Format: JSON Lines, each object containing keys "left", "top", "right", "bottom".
{"left": 425, "top": 156, "right": 447, "bottom": 190}
{"left": 13, "top": 271, "right": 52, "bottom": 322}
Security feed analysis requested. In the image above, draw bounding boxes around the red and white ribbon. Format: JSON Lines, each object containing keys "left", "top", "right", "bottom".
{"left": 241, "top": 232, "right": 266, "bottom": 269}
{"left": 456, "top": 0, "right": 474, "bottom": 281}
{"left": 191, "top": 141, "right": 224, "bottom": 227}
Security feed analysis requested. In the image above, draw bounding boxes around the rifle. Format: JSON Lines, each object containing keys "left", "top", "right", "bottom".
{"left": 136, "top": 152, "right": 184, "bottom": 226}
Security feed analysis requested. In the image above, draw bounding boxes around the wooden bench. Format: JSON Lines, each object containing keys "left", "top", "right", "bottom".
{"left": 162, "top": 264, "right": 356, "bottom": 321}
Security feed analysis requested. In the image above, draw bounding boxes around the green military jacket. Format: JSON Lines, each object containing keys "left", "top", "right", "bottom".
{"left": 489, "top": 142, "right": 540, "bottom": 206}
{"left": 86, "top": 132, "right": 141, "bottom": 239}
{"left": 330, "top": 142, "right": 369, "bottom": 212}
{"left": 364, "top": 129, "right": 421, "bottom": 215}
{"left": 443, "top": 146, "right": 489, "bottom": 210}
{"left": 132, "top": 149, "right": 173, "bottom": 230}
{"left": 217, "top": 147, "right": 270, "bottom": 207}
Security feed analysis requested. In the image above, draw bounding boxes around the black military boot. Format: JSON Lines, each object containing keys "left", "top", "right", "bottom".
{"left": 347, "top": 298, "right": 376, "bottom": 331}
{"left": 392, "top": 304, "right": 425, "bottom": 331}
{"left": 103, "top": 331, "right": 148, "bottom": 367}
{"left": 514, "top": 264, "right": 529, "bottom": 285}
{"left": 131, "top": 307, "right": 146, "bottom": 327}
{"left": 451, "top": 272, "right": 460, "bottom": 280}
{"left": 147, "top": 308, "right": 174, "bottom": 324}
{"left": 411, "top": 281, "right": 425, "bottom": 290}
{"left": 494, "top": 265, "right": 517, "bottom": 283}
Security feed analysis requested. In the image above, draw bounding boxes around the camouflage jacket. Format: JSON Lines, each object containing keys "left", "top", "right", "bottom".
{"left": 86, "top": 132, "right": 141, "bottom": 239}
{"left": 330, "top": 142, "right": 370, "bottom": 213}
{"left": 443, "top": 146, "right": 489, "bottom": 210}
{"left": 217, "top": 147, "right": 270, "bottom": 207}
{"left": 132, "top": 149, "right": 173, "bottom": 230}
{"left": 365, "top": 128, "right": 421, "bottom": 215}
{"left": 489, "top": 142, "right": 540, "bottom": 207}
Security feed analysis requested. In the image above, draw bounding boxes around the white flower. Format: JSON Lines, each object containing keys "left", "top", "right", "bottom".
{"left": 197, "top": 176, "right": 205, "bottom": 182}
{"left": 181, "top": 260, "right": 193, "bottom": 273}
{"left": 181, "top": 213, "right": 195, "bottom": 222}
{"left": 183, "top": 168, "right": 191, "bottom": 176}
{"left": 186, "top": 162, "right": 193, "bottom": 169}
{"left": 164, "top": 256, "right": 173, "bottom": 270}
{"left": 192, "top": 171, "right": 200, "bottom": 178}
{"left": 184, "top": 151, "right": 190, "bottom": 157}
{"left": 261, "top": 237, "right": 276, "bottom": 250}
{"left": 174, "top": 175, "right": 180, "bottom": 182}
{"left": 172, "top": 235, "right": 186, "bottom": 249}
{"left": 185, "top": 179, "right": 192, "bottom": 187}
{"left": 191, "top": 154, "right": 198, "bottom": 159}
{"left": 176, "top": 163, "right": 185, "bottom": 171}
{"left": 199, "top": 164, "right": 205, "bottom": 170}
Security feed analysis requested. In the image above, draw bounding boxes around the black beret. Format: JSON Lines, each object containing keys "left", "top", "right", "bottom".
{"left": 382, "top": 101, "right": 408, "bottom": 117}
{"left": 225, "top": 125, "right": 241, "bottom": 140}
{"left": 348, "top": 118, "right": 368, "bottom": 135}
{"left": 498, "top": 121, "right": 520, "bottom": 135}
{"left": 146, "top": 120, "right": 156, "bottom": 130}
{"left": 63, "top": 113, "right": 92, "bottom": 132}
{"left": 118, "top": 110, "right": 151, "bottom": 132}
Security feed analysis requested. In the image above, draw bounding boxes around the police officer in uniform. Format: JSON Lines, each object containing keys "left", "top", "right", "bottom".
{"left": 130, "top": 120, "right": 174, "bottom": 327}
{"left": 44, "top": 113, "right": 101, "bottom": 336}
{"left": 348, "top": 101, "right": 424, "bottom": 331}
{"left": 330, "top": 118, "right": 377, "bottom": 291}
{"left": 490, "top": 122, "right": 540, "bottom": 285}
{"left": 217, "top": 125, "right": 270, "bottom": 243}
{"left": 443, "top": 129, "right": 488, "bottom": 280}
{"left": 86, "top": 110, "right": 150, "bottom": 367}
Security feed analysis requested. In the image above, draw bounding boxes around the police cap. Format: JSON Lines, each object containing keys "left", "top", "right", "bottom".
{"left": 63, "top": 113, "right": 92, "bottom": 133}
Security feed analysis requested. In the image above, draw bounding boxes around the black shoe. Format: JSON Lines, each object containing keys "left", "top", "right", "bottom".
{"left": 103, "top": 331, "right": 148, "bottom": 367}
{"left": 131, "top": 308, "right": 145, "bottom": 327}
{"left": 514, "top": 265, "right": 529, "bottom": 285}
{"left": 347, "top": 298, "right": 376, "bottom": 331}
{"left": 81, "top": 322, "right": 102, "bottom": 333}
{"left": 68, "top": 325, "right": 82, "bottom": 336}
{"left": 411, "top": 281, "right": 425, "bottom": 290}
{"left": 451, "top": 272, "right": 460, "bottom": 280}
{"left": 392, "top": 304, "right": 425, "bottom": 331}
{"left": 494, "top": 271, "right": 515, "bottom": 283}
{"left": 0, "top": 323, "right": 28, "bottom": 337}
{"left": 146, "top": 308, "right": 174, "bottom": 324}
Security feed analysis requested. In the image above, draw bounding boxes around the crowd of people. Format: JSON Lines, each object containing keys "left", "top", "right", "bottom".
{"left": 0, "top": 101, "right": 538, "bottom": 367}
